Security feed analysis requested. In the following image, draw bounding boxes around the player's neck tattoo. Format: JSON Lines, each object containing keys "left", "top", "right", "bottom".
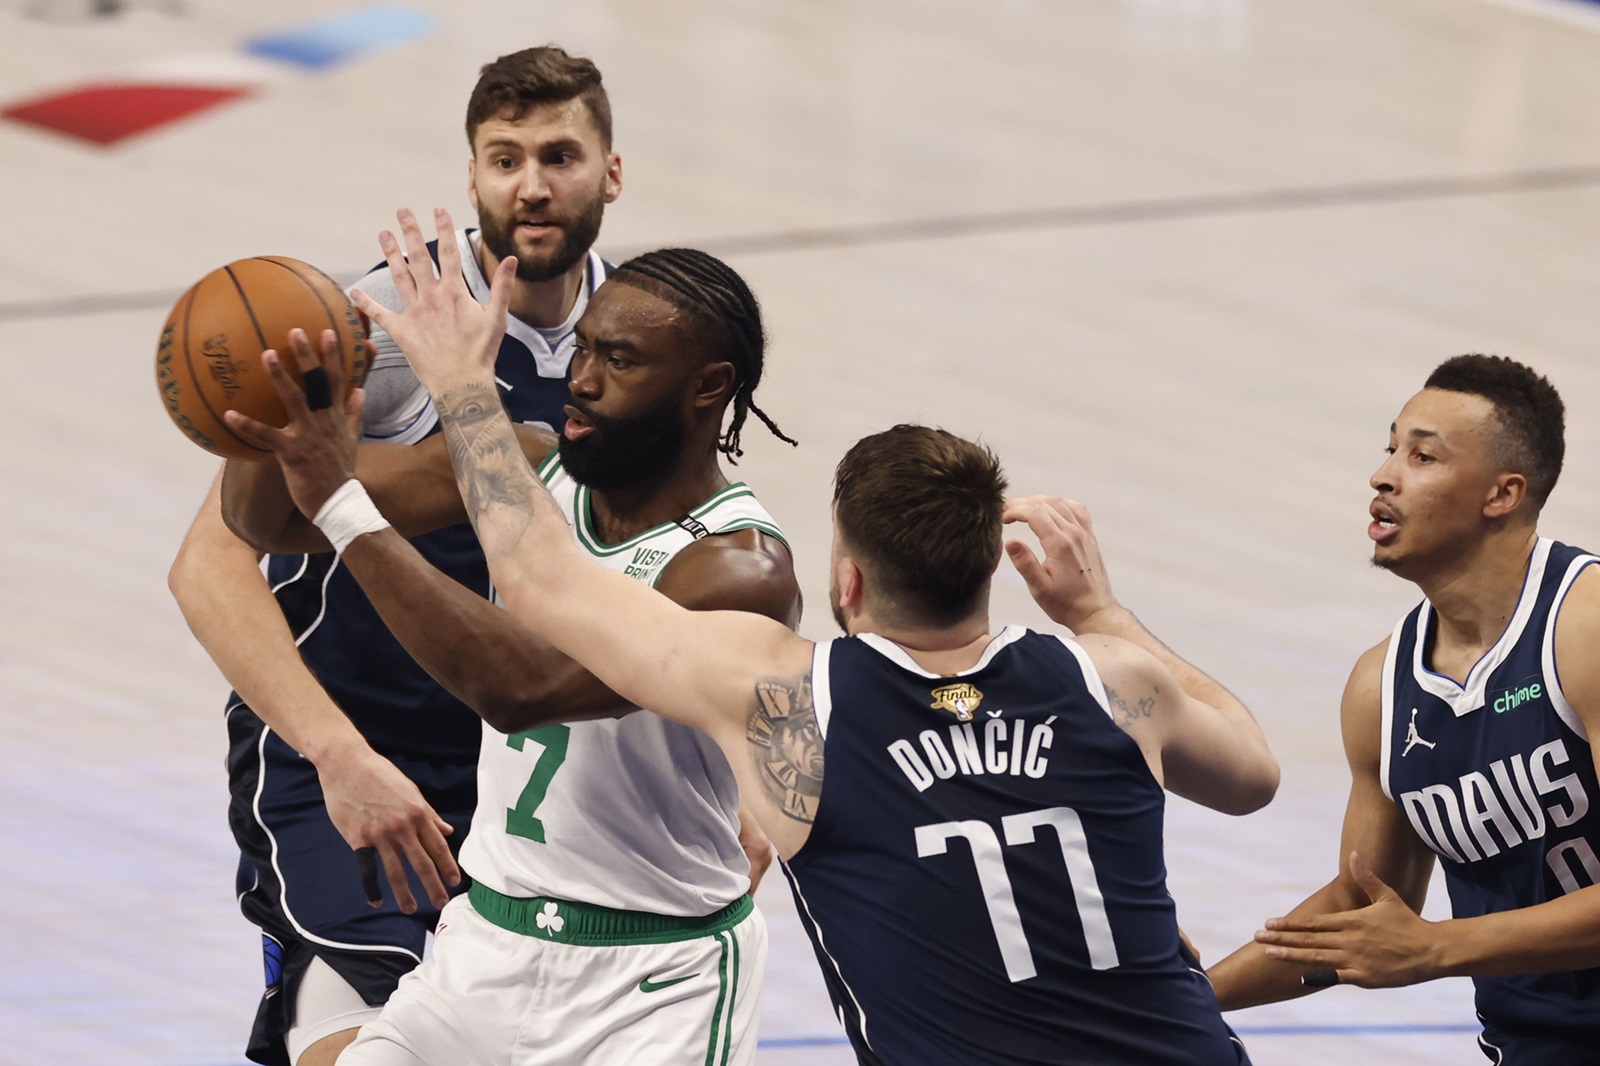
{"left": 748, "top": 674, "right": 825, "bottom": 824}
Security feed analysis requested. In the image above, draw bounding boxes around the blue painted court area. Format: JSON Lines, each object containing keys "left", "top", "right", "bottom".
{"left": 244, "top": 5, "right": 435, "bottom": 70}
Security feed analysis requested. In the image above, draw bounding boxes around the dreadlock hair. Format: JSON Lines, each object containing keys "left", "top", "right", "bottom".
{"left": 609, "top": 248, "right": 797, "bottom": 462}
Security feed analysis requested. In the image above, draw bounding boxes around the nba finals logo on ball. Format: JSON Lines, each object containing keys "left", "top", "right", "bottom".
{"left": 154, "top": 256, "right": 369, "bottom": 461}
{"left": 931, "top": 683, "right": 984, "bottom": 721}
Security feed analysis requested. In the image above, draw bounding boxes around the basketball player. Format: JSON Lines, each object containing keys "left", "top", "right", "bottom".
{"left": 226, "top": 245, "right": 798, "bottom": 1065}
{"left": 1207, "top": 356, "right": 1600, "bottom": 1064}
{"left": 248, "top": 207, "right": 1280, "bottom": 1064}
{"left": 168, "top": 47, "right": 638, "bottom": 1066}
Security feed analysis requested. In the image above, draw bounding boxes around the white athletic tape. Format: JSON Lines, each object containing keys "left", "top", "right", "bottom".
{"left": 312, "top": 479, "right": 391, "bottom": 555}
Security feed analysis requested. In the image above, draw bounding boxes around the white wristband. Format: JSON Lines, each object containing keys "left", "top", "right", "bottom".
{"left": 312, "top": 479, "right": 391, "bottom": 555}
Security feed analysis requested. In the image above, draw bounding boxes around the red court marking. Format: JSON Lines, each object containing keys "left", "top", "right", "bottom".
{"left": 1, "top": 83, "right": 253, "bottom": 146}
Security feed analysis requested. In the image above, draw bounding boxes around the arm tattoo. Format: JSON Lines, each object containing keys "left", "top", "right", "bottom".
{"left": 1105, "top": 684, "right": 1158, "bottom": 727}
{"left": 748, "top": 675, "right": 825, "bottom": 825}
{"left": 434, "top": 383, "right": 541, "bottom": 558}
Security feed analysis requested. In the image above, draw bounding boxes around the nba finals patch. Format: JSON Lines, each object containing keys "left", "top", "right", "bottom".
{"left": 930, "top": 683, "right": 984, "bottom": 721}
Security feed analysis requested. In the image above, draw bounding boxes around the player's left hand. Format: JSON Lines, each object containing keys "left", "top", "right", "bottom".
{"left": 352, "top": 206, "right": 511, "bottom": 399}
{"left": 1002, "top": 496, "right": 1117, "bottom": 631}
{"left": 1254, "top": 851, "right": 1444, "bottom": 988}
{"left": 225, "top": 327, "right": 364, "bottom": 520}
{"left": 739, "top": 804, "right": 774, "bottom": 896}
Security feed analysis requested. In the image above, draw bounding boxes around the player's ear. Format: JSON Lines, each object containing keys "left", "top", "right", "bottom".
{"left": 692, "top": 360, "right": 736, "bottom": 411}
{"left": 1483, "top": 472, "right": 1527, "bottom": 520}
{"left": 837, "top": 556, "right": 865, "bottom": 613}
{"left": 605, "top": 152, "right": 622, "bottom": 203}
{"left": 467, "top": 158, "right": 480, "bottom": 213}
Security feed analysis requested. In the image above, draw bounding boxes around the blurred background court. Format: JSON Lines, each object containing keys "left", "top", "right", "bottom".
{"left": 2, "top": 0, "right": 1598, "bottom": 1062}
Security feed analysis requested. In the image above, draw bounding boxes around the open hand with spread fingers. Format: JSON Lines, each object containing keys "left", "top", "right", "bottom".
{"left": 351, "top": 206, "right": 515, "bottom": 399}
{"left": 1002, "top": 496, "right": 1118, "bottom": 632}
{"left": 1255, "top": 852, "right": 1446, "bottom": 988}
{"left": 224, "top": 326, "right": 365, "bottom": 521}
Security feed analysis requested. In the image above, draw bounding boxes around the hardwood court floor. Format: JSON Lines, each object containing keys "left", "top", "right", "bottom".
{"left": 2, "top": 0, "right": 1598, "bottom": 1062}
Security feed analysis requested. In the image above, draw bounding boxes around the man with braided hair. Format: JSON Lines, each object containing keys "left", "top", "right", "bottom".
{"left": 227, "top": 237, "right": 801, "bottom": 1065}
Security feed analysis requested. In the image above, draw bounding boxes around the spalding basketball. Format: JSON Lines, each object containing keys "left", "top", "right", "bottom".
{"left": 155, "top": 256, "right": 370, "bottom": 460}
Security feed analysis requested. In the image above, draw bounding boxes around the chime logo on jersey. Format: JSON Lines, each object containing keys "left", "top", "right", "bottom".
{"left": 930, "top": 682, "right": 984, "bottom": 721}
{"left": 1493, "top": 678, "right": 1545, "bottom": 714}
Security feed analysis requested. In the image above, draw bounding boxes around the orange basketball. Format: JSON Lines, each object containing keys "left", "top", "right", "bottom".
{"left": 155, "top": 256, "right": 370, "bottom": 460}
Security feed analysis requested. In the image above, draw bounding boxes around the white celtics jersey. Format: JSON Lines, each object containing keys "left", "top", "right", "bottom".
{"left": 459, "top": 454, "right": 789, "bottom": 915}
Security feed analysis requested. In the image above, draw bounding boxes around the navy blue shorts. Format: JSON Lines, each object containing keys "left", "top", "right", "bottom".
{"left": 1477, "top": 1020, "right": 1600, "bottom": 1065}
{"left": 227, "top": 703, "right": 476, "bottom": 1066}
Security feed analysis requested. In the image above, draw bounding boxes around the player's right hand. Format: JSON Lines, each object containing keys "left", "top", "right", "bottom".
{"left": 225, "top": 327, "right": 367, "bottom": 521}
{"left": 317, "top": 741, "right": 460, "bottom": 914}
{"left": 1002, "top": 496, "right": 1118, "bottom": 631}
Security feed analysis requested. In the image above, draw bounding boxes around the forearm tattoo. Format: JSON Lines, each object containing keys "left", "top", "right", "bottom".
{"left": 748, "top": 675, "right": 825, "bottom": 824}
{"left": 434, "top": 383, "right": 541, "bottom": 558}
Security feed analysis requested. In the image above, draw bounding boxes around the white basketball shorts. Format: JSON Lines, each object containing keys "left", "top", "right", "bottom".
{"left": 341, "top": 884, "right": 766, "bottom": 1066}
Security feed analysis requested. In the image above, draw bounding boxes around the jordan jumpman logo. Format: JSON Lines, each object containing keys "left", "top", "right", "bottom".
{"left": 1402, "top": 707, "right": 1436, "bottom": 757}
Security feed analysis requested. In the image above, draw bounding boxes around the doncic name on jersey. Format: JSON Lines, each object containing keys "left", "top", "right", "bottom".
{"left": 889, "top": 682, "right": 1056, "bottom": 792}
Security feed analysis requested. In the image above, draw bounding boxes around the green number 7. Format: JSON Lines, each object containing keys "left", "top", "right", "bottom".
{"left": 504, "top": 725, "right": 571, "bottom": 843}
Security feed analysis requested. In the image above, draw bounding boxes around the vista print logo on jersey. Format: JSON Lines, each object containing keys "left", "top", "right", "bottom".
{"left": 930, "top": 683, "right": 984, "bottom": 721}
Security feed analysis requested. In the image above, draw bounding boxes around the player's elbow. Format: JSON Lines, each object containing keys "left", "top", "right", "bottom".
{"left": 1220, "top": 753, "right": 1281, "bottom": 816}
{"left": 218, "top": 498, "right": 274, "bottom": 552}
{"left": 167, "top": 540, "right": 200, "bottom": 607}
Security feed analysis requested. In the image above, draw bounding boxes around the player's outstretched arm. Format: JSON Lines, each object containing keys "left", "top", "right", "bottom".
{"left": 1206, "top": 640, "right": 1436, "bottom": 1007}
{"left": 1006, "top": 495, "right": 1278, "bottom": 809}
{"left": 167, "top": 471, "right": 459, "bottom": 914}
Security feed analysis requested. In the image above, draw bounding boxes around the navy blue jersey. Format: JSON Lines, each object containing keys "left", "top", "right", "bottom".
{"left": 1382, "top": 538, "right": 1600, "bottom": 1033}
{"left": 252, "top": 237, "right": 608, "bottom": 761}
{"left": 783, "top": 627, "right": 1248, "bottom": 1066}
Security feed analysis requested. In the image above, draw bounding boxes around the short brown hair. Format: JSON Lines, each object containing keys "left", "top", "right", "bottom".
{"left": 465, "top": 46, "right": 612, "bottom": 150}
{"left": 833, "top": 425, "right": 1007, "bottom": 626}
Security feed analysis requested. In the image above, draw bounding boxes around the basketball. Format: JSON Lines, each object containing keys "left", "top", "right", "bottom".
{"left": 155, "top": 256, "right": 370, "bottom": 460}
